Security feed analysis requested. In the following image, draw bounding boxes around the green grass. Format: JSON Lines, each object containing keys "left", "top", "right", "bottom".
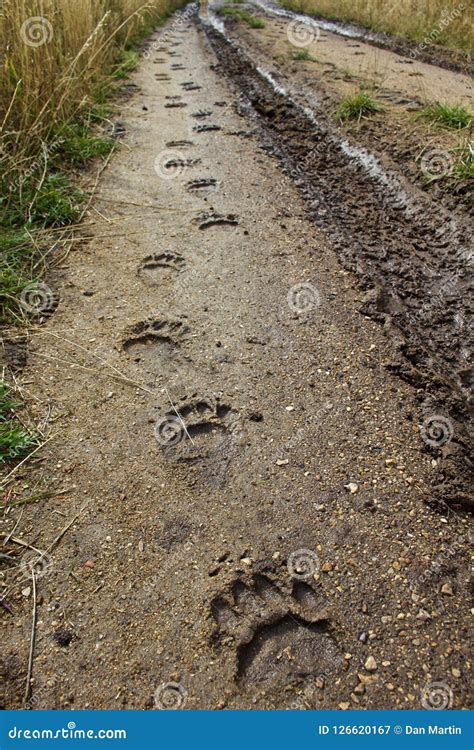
{"left": 291, "top": 49, "right": 314, "bottom": 61}
{"left": 418, "top": 102, "right": 472, "bottom": 130}
{"left": 1, "top": 174, "right": 83, "bottom": 230}
{"left": 337, "top": 90, "right": 384, "bottom": 122}
{"left": 53, "top": 123, "right": 115, "bottom": 167}
{"left": 114, "top": 50, "right": 141, "bottom": 79}
{"left": 0, "top": 116, "right": 113, "bottom": 322}
{"left": 0, "top": 382, "right": 39, "bottom": 463}
{"left": 453, "top": 141, "right": 474, "bottom": 181}
{"left": 217, "top": 6, "right": 266, "bottom": 28}
{"left": 248, "top": 16, "right": 266, "bottom": 28}
{"left": 0, "top": 173, "right": 83, "bottom": 321}
{"left": 0, "top": 230, "right": 37, "bottom": 323}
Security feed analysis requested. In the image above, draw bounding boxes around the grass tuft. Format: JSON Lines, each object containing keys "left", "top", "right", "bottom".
{"left": 0, "top": 382, "right": 39, "bottom": 463}
{"left": 418, "top": 102, "right": 472, "bottom": 130}
{"left": 337, "top": 90, "right": 383, "bottom": 122}
{"left": 291, "top": 49, "right": 314, "bottom": 60}
{"left": 453, "top": 141, "right": 474, "bottom": 181}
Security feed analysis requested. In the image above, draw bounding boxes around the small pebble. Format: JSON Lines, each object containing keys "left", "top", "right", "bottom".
{"left": 364, "top": 656, "right": 378, "bottom": 672}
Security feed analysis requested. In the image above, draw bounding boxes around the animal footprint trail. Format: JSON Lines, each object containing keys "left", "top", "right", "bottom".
{"left": 193, "top": 124, "right": 221, "bottom": 133}
{"left": 122, "top": 318, "right": 189, "bottom": 371}
{"left": 166, "top": 140, "right": 194, "bottom": 148}
{"left": 165, "top": 157, "right": 201, "bottom": 169}
{"left": 181, "top": 82, "right": 202, "bottom": 91}
{"left": 137, "top": 253, "right": 186, "bottom": 282}
{"left": 211, "top": 572, "right": 341, "bottom": 687}
{"left": 187, "top": 178, "right": 218, "bottom": 192}
{"left": 155, "top": 395, "right": 240, "bottom": 463}
{"left": 194, "top": 212, "right": 239, "bottom": 229}
{"left": 191, "top": 110, "right": 213, "bottom": 119}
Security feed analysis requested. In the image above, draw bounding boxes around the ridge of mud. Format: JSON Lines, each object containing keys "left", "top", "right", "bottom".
{"left": 203, "top": 19, "right": 473, "bottom": 511}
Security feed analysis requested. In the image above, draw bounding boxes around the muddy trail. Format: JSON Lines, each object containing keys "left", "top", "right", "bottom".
{"left": 1, "top": 5, "right": 472, "bottom": 711}
{"left": 204, "top": 4, "right": 474, "bottom": 512}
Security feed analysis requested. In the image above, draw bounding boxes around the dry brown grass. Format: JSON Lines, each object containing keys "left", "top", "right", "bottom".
{"left": 0, "top": 0, "right": 183, "bottom": 184}
{"left": 281, "top": 0, "right": 473, "bottom": 51}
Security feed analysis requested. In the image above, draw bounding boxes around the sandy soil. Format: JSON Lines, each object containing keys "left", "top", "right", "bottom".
{"left": 1, "top": 7, "right": 472, "bottom": 711}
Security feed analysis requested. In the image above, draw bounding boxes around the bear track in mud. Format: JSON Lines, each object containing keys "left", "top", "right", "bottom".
{"left": 211, "top": 570, "right": 342, "bottom": 689}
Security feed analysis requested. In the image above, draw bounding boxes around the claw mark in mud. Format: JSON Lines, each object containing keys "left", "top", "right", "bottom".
{"left": 194, "top": 212, "right": 238, "bottom": 230}
{"left": 171, "top": 64, "right": 187, "bottom": 70}
{"left": 165, "top": 156, "right": 201, "bottom": 169}
{"left": 154, "top": 74, "right": 171, "bottom": 81}
{"left": 181, "top": 82, "right": 202, "bottom": 91}
{"left": 138, "top": 252, "right": 186, "bottom": 281}
{"left": 166, "top": 140, "right": 194, "bottom": 148}
{"left": 227, "top": 130, "right": 254, "bottom": 138}
{"left": 156, "top": 395, "right": 240, "bottom": 463}
{"left": 165, "top": 102, "right": 188, "bottom": 108}
{"left": 210, "top": 571, "right": 341, "bottom": 688}
{"left": 122, "top": 318, "right": 189, "bottom": 367}
{"left": 193, "top": 124, "right": 221, "bottom": 133}
{"left": 191, "top": 110, "right": 213, "bottom": 119}
{"left": 165, "top": 95, "right": 182, "bottom": 100}
{"left": 187, "top": 178, "right": 218, "bottom": 192}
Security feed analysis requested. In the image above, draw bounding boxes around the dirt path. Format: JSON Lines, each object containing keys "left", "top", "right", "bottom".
{"left": 1, "top": 8, "right": 472, "bottom": 711}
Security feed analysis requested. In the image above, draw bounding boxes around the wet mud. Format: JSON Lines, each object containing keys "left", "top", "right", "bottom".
{"left": 204, "top": 19, "right": 473, "bottom": 510}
